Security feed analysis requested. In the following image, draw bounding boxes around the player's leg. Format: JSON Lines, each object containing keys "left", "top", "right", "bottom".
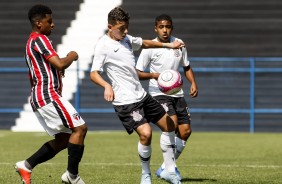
{"left": 113, "top": 101, "right": 153, "bottom": 183}
{"left": 15, "top": 109, "right": 70, "bottom": 184}
{"left": 175, "top": 123, "right": 191, "bottom": 160}
{"left": 142, "top": 94, "right": 178, "bottom": 183}
{"left": 155, "top": 114, "right": 181, "bottom": 183}
{"left": 172, "top": 97, "right": 192, "bottom": 180}
{"left": 136, "top": 123, "right": 153, "bottom": 184}
{"left": 48, "top": 98, "right": 87, "bottom": 184}
{"left": 174, "top": 97, "right": 191, "bottom": 161}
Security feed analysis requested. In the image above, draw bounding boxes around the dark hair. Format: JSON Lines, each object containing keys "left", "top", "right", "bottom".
{"left": 155, "top": 14, "right": 173, "bottom": 26}
{"left": 108, "top": 7, "right": 130, "bottom": 25}
{"left": 28, "top": 4, "right": 52, "bottom": 25}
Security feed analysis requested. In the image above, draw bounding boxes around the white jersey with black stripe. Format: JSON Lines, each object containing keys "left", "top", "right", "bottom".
{"left": 91, "top": 34, "right": 147, "bottom": 105}
{"left": 136, "top": 36, "right": 189, "bottom": 97}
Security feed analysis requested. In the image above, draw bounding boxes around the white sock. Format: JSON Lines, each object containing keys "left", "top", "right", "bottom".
{"left": 175, "top": 136, "right": 186, "bottom": 160}
{"left": 138, "top": 141, "right": 152, "bottom": 174}
{"left": 160, "top": 131, "right": 176, "bottom": 173}
{"left": 161, "top": 137, "right": 187, "bottom": 169}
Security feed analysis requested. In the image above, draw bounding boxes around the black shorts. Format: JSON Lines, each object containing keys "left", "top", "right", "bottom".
{"left": 153, "top": 95, "right": 191, "bottom": 125}
{"left": 113, "top": 94, "right": 166, "bottom": 134}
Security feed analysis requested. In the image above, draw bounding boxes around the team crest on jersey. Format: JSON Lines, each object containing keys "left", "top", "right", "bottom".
{"left": 161, "top": 103, "right": 169, "bottom": 112}
{"left": 174, "top": 49, "right": 181, "bottom": 57}
{"left": 72, "top": 112, "right": 81, "bottom": 120}
{"left": 130, "top": 110, "right": 143, "bottom": 122}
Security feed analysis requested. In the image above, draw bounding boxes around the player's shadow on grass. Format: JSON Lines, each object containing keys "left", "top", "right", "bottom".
{"left": 181, "top": 178, "right": 217, "bottom": 182}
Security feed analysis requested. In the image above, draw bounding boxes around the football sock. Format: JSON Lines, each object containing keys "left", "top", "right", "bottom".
{"left": 26, "top": 142, "right": 56, "bottom": 169}
{"left": 67, "top": 143, "right": 84, "bottom": 177}
{"left": 160, "top": 131, "right": 176, "bottom": 173}
{"left": 160, "top": 137, "right": 187, "bottom": 169}
{"left": 175, "top": 136, "right": 186, "bottom": 160}
{"left": 138, "top": 141, "right": 152, "bottom": 174}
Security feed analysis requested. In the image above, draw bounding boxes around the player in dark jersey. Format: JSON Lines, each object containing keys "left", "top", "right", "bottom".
{"left": 15, "top": 4, "right": 87, "bottom": 184}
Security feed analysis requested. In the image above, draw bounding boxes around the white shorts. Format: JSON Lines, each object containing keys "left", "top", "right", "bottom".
{"left": 35, "top": 97, "right": 86, "bottom": 136}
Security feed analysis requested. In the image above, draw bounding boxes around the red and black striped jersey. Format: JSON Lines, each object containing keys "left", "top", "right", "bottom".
{"left": 25, "top": 32, "right": 62, "bottom": 110}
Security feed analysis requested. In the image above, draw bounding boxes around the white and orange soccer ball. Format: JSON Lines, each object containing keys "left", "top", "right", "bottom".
{"left": 157, "top": 69, "right": 183, "bottom": 95}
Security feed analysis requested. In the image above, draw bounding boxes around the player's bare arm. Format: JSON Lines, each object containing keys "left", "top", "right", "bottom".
{"left": 137, "top": 69, "right": 159, "bottom": 80}
{"left": 48, "top": 51, "right": 78, "bottom": 71}
{"left": 90, "top": 71, "right": 114, "bottom": 102}
{"left": 184, "top": 66, "right": 198, "bottom": 97}
{"left": 142, "top": 40, "right": 184, "bottom": 49}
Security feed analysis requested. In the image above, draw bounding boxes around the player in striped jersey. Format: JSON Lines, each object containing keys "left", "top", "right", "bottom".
{"left": 15, "top": 4, "right": 87, "bottom": 184}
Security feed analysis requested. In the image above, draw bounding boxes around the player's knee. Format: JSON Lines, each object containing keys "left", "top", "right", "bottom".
{"left": 182, "top": 128, "right": 192, "bottom": 140}
{"left": 73, "top": 124, "right": 88, "bottom": 137}
{"left": 139, "top": 131, "right": 152, "bottom": 145}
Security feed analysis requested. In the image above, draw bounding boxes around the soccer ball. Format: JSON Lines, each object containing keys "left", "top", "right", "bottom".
{"left": 157, "top": 69, "right": 183, "bottom": 95}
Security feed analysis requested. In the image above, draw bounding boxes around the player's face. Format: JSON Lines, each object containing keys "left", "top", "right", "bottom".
{"left": 155, "top": 20, "right": 173, "bottom": 42}
{"left": 38, "top": 14, "right": 55, "bottom": 36}
{"left": 108, "top": 21, "right": 129, "bottom": 41}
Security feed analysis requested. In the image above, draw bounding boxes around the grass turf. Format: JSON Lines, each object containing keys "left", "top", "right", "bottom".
{"left": 0, "top": 130, "right": 281, "bottom": 183}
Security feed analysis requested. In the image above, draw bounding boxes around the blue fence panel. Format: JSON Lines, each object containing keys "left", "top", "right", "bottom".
{"left": 1, "top": 57, "right": 282, "bottom": 133}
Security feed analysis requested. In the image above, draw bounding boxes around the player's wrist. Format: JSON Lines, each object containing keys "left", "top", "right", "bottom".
{"left": 162, "top": 42, "right": 173, "bottom": 48}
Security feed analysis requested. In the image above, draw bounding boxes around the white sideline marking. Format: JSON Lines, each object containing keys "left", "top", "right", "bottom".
{"left": 2, "top": 162, "right": 281, "bottom": 168}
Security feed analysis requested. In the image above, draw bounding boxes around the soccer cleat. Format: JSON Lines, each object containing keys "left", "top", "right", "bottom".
{"left": 140, "top": 173, "right": 152, "bottom": 184}
{"left": 155, "top": 166, "right": 164, "bottom": 178}
{"left": 61, "top": 171, "right": 85, "bottom": 184}
{"left": 15, "top": 161, "right": 32, "bottom": 184}
{"left": 166, "top": 173, "right": 182, "bottom": 184}
{"left": 175, "top": 167, "right": 182, "bottom": 181}
{"left": 156, "top": 166, "right": 182, "bottom": 181}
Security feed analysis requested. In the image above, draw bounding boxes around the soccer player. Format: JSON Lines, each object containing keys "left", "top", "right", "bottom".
{"left": 15, "top": 4, "right": 87, "bottom": 184}
{"left": 136, "top": 14, "right": 198, "bottom": 181}
{"left": 90, "top": 7, "right": 183, "bottom": 184}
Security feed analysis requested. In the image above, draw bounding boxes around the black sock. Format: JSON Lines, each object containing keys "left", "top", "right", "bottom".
{"left": 26, "top": 142, "right": 56, "bottom": 169}
{"left": 67, "top": 143, "right": 84, "bottom": 176}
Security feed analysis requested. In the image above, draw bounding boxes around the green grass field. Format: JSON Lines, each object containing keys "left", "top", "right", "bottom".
{"left": 0, "top": 130, "right": 281, "bottom": 184}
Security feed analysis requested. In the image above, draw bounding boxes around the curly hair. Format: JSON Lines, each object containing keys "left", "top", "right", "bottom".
{"left": 108, "top": 7, "right": 130, "bottom": 25}
{"left": 28, "top": 4, "right": 52, "bottom": 25}
{"left": 155, "top": 14, "right": 173, "bottom": 26}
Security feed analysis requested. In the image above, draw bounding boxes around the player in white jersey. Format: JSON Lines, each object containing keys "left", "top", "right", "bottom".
{"left": 90, "top": 7, "right": 183, "bottom": 184}
{"left": 136, "top": 14, "right": 198, "bottom": 181}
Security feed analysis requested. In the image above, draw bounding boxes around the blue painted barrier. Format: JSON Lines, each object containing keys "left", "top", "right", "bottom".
{"left": 1, "top": 57, "right": 282, "bottom": 133}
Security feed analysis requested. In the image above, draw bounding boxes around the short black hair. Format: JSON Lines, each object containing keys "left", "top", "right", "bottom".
{"left": 155, "top": 14, "right": 173, "bottom": 26}
{"left": 108, "top": 7, "right": 130, "bottom": 25}
{"left": 28, "top": 4, "right": 52, "bottom": 25}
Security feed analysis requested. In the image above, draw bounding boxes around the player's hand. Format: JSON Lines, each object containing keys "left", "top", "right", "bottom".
{"left": 104, "top": 84, "right": 115, "bottom": 102}
{"left": 67, "top": 51, "right": 79, "bottom": 61}
{"left": 171, "top": 40, "right": 185, "bottom": 49}
{"left": 153, "top": 73, "right": 160, "bottom": 80}
{"left": 189, "top": 83, "right": 198, "bottom": 98}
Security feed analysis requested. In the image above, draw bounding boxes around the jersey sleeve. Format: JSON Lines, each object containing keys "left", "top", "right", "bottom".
{"left": 176, "top": 38, "right": 189, "bottom": 67}
{"left": 91, "top": 40, "right": 106, "bottom": 72}
{"left": 181, "top": 46, "right": 190, "bottom": 67}
{"left": 128, "top": 35, "right": 143, "bottom": 51}
{"left": 35, "top": 35, "right": 58, "bottom": 60}
{"left": 136, "top": 49, "right": 152, "bottom": 71}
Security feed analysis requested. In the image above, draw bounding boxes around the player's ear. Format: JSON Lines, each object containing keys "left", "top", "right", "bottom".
{"left": 154, "top": 26, "right": 157, "bottom": 33}
{"left": 34, "top": 18, "right": 41, "bottom": 28}
{"left": 108, "top": 24, "right": 113, "bottom": 31}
